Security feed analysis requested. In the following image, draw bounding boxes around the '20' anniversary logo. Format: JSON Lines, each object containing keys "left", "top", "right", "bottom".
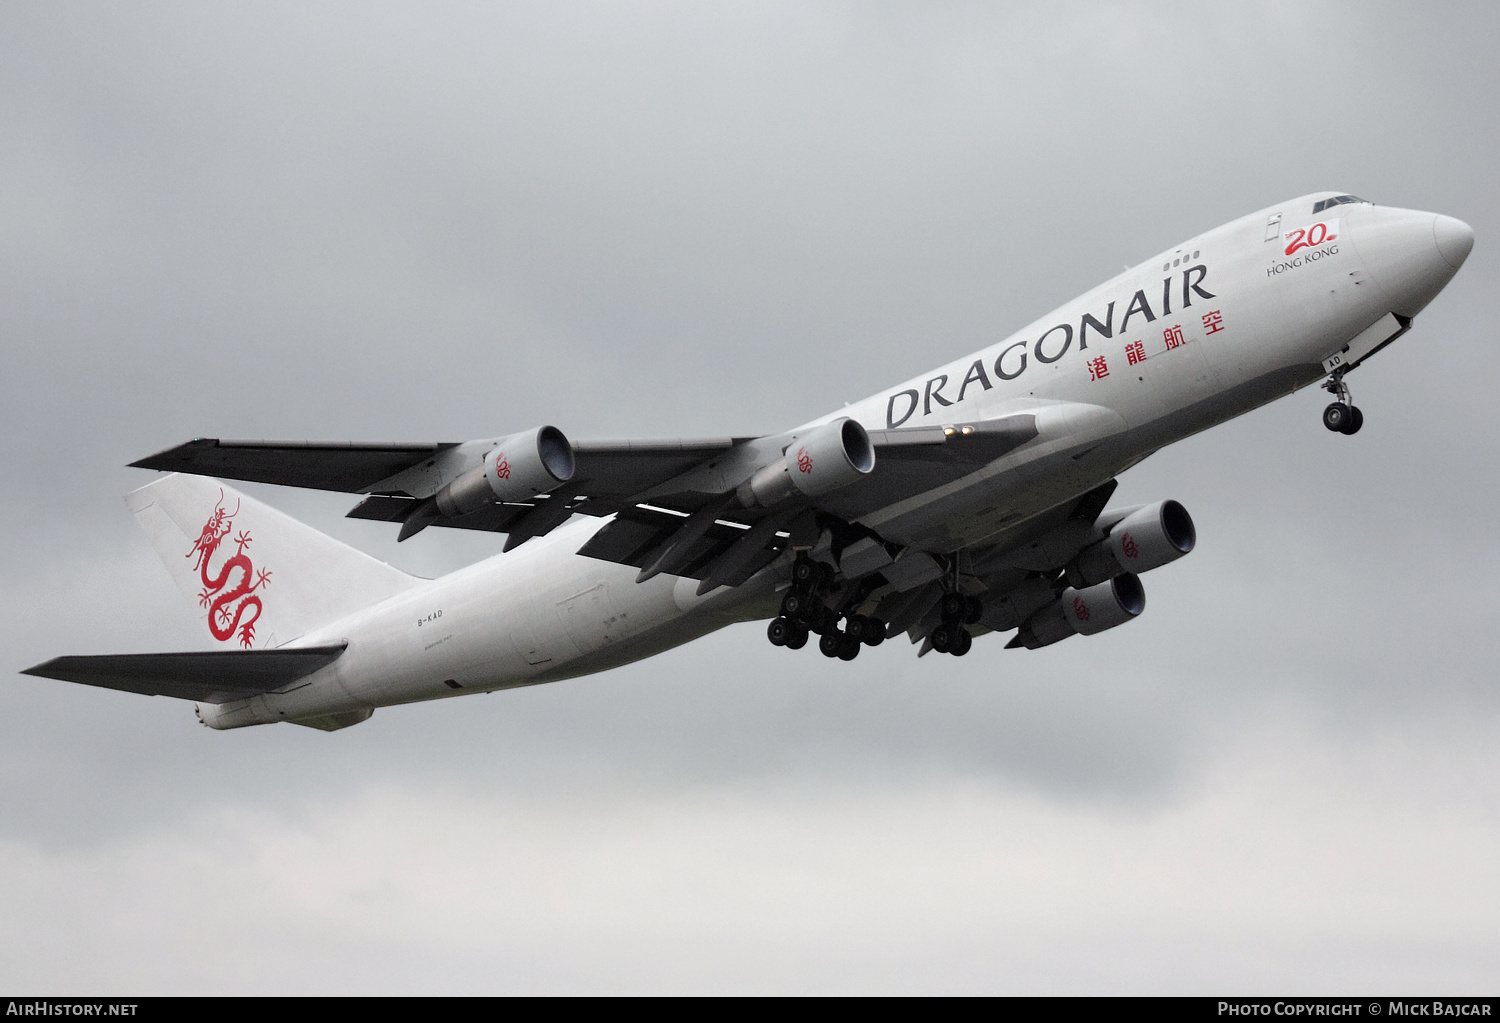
{"left": 1284, "top": 219, "right": 1338, "bottom": 257}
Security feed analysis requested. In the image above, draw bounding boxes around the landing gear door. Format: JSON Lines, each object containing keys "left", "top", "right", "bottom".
{"left": 1321, "top": 312, "right": 1410, "bottom": 375}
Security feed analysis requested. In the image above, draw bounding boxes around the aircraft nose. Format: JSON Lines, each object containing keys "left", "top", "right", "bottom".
{"left": 1434, "top": 214, "right": 1474, "bottom": 270}
{"left": 1349, "top": 206, "right": 1472, "bottom": 318}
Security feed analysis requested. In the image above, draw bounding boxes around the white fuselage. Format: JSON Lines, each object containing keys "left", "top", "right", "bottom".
{"left": 198, "top": 194, "right": 1469, "bottom": 728}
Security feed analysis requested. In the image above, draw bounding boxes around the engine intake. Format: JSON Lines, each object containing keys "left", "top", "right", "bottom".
{"left": 739, "top": 417, "right": 875, "bottom": 507}
{"left": 1011, "top": 573, "right": 1145, "bottom": 649}
{"left": 1066, "top": 499, "right": 1196, "bottom": 587}
{"left": 434, "top": 425, "right": 575, "bottom": 518}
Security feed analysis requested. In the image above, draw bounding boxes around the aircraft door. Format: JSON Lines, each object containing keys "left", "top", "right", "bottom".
{"left": 508, "top": 603, "right": 582, "bottom": 670}
{"left": 556, "top": 581, "right": 623, "bottom": 655}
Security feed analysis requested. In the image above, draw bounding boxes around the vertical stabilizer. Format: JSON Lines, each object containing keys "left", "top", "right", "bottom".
{"left": 126, "top": 474, "right": 419, "bottom": 648}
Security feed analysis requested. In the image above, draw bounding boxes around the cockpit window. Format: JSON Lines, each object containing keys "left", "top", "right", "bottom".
{"left": 1312, "top": 195, "right": 1369, "bottom": 214}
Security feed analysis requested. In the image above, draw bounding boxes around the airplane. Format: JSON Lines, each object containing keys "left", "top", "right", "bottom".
{"left": 23, "top": 192, "right": 1474, "bottom": 731}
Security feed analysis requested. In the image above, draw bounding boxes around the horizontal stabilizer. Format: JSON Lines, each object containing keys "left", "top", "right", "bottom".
{"left": 22, "top": 645, "right": 347, "bottom": 704}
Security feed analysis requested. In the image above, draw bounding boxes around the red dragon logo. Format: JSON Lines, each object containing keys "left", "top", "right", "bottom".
{"left": 187, "top": 492, "right": 271, "bottom": 648}
{"left": 494, "top": 452, "right": 511, "bottom": 480}
{"left": 1072, "top": 595, "right": 1091, "bottom": 622}
{"left": 1120, "top": 531, "right": 1140, "bottom": 559}
{"left": 796, "top": 447, "right": 812, "bottom": 474}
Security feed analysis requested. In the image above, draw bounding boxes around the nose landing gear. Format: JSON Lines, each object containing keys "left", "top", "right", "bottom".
{"left": 1321, "top": 370, "right": 1364, "bottom": 435}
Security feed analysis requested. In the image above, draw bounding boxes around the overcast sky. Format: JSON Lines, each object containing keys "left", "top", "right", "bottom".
{"left": 3, "top": 0, "right": 1498, "bottom": 994}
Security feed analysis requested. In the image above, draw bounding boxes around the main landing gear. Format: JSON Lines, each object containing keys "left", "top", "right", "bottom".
{"left": 766, "top": 554, "right": 886, "bottom": 661}
{"left": 928, "top": 589, "right": 982, "bottom": 657}
{"left": 1321, "top": 369, "right": 1364, "bottom": 436}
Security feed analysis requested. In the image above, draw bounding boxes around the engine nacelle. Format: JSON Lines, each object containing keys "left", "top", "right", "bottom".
{"left": 434, "top": 425, "right": 575, "bottom": 518}
{"left": 1066, "top": 499, "right": 1196, "bottom": 587}
{"left": 1012, "top": 572, "right": 1145, "bottom": 649}
{"left": 738, "top": 417, "right": 875, "bottom": 507}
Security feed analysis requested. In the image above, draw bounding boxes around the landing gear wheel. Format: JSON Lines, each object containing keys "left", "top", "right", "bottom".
{"left": 819, "top": 632, "right": 844, "bottom": 658}
{"left": 949, "top": 628, "right": 973, "bottom": 656}
{"left": 1323, "top": 402, "right": 1352, "bottom": 433}
{"left": 767, "top": 617, "right": 791, "bottom": 647}
{"left": 785, "top": 625, "right": 809, "bottom": 650}
{"left": 963, "top": 595, "right": 984, "bottom": 624}
{"left": 846, "top": 615, "right": 885, "bottom": 646}
{"left": 837, "top": 637, "right": 860, "bottom": 661}
{"left": 930, "top": 623, "right": 953, "bottom": 654}
{"left": 1321, "top": 369, "right": 1363, "bottom": 435}
{"left": 792, "top": 558, "right": 818, "bottom": 586}
{"left": 940, "top": 592, "right": 967, "bottom": 622}
{"left": 781, "top": 592, "right": 806, "bottom": 618}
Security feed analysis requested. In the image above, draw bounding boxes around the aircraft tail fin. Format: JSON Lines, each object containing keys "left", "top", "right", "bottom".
{"left": 125, "top": 474, "right": 419, "bottom": 648}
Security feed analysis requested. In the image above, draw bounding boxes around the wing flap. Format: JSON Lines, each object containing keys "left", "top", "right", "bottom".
{"left": 575, "top": 506, "right": 784, "bottom": 582}
{"left": 22, "top": 644, "right": 348, "bottom": 704}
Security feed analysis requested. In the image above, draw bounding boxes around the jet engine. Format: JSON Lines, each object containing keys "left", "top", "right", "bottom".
{"left": 738, "top": 417, "right": 876, "bottom": 508}
{"left": 1011, "top": 572, "right": 1145, "bottom": 649}
{"left": 434, "top": 425, "right": 575, "bottom": 518}
{"left": 1066, "top": 499, "right": 1195, "bottom": 588}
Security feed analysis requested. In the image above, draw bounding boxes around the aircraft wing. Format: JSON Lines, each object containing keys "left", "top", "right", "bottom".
{"left": 129, "top": 440, "right": 459, "bottom": 493}
{"left": 130, "top": 417, "right": 1039, "bottom": 554}
{"left": 21, "top": 645, "right": 347, "bottom": 704}
{"left": 569, "top": 416, "right": 1041, "bottom": 585}
{"left": 131, "top": 436, "right": 753, "bottom": 499}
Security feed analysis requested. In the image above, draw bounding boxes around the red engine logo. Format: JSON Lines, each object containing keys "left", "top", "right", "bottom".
{"left": 796, "top": 447, "right": 812, "bottom": 473}
{"left": 1072, "top": 595, "right": 1091, "bottom": 622}
{"left": 187, "top": 492, "right": 271, "bottom": 648}
{"left": 494, "top": 453, "right": 511, "bottom": 480}
{"left": 1120, "top": 532, "right": 1140, "bottom": 559}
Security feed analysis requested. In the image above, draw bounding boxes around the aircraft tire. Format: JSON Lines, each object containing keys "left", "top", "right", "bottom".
{"left": 845, "top": 615, "right": 873, "bottom": 644}
{"left": 863, "top": 618, "right": 886, "bottom": 647}
{"left": 793, "top": 559, "right": 818, "bottom": 586}
{"left": 837, "top": 637, "right": 860, "bottom": 661}
{"left": 1323, "top": 402, "right": 1352, "bottom": 432}
{"left": 785, "top": 625, "right": 809, "bottom": 650}
{"left": 767, "top": 617, "right": 791, "bottom": 646}
{"left": 781, "top": 592, "right": 806, "bottom": 618}
{"left": 949, "top": 628, "right": 973, "bottom": 656}
{"left": 940, "top": 592, "right": 967, "bottom": 622}
{"left": 963, "top": 595, "right": 984, "bottom": 624}
{"left": 930, "top": 623, "right": 953, "bottom": 653}
{"left": 1341, "top": 406, "right": 1364, "bottom": 435}
{"left": 819, "top": 632, "right": 844, "bottom": 658}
